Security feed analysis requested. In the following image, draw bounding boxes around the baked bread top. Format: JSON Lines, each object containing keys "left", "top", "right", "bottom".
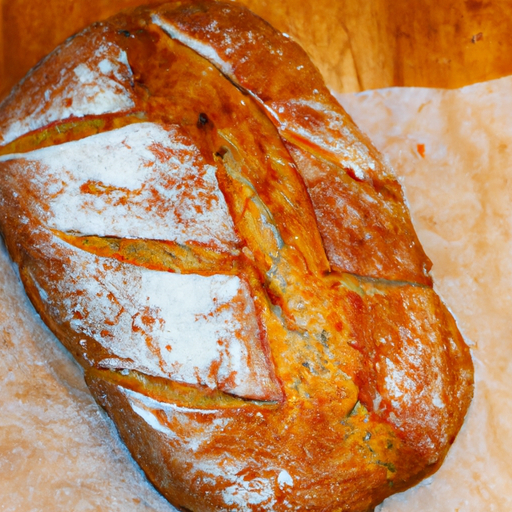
{"left": 0, "top": 2, "right": 474, "bottom": 511}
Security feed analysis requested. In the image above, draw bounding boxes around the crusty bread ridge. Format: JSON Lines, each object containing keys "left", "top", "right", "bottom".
{"left": 0, "top": 1, "right": 473, "bottom": 511}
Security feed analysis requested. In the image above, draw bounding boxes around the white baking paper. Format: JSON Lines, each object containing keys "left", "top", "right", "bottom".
{"left": 338, "top": 76, "right": 512, "bottom": 512}
{"left": 1, "top": 76, "right": 511, "bottom": 511}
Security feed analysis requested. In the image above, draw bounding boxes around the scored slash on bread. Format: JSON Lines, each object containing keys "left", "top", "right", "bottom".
{"left": 0, "top": 1, "right": 473, "bottom": 511}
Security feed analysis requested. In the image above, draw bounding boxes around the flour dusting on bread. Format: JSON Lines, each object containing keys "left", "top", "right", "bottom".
{"left": 0, "top": 34, "right": 135, "bottom": 146}
{"left": 1, "top": 123, "right": 239, "bottom": 250}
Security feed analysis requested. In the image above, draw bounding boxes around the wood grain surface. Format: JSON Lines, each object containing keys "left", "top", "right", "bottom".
{"left": 1, "top": 0, "right": 511, "bottom": 100}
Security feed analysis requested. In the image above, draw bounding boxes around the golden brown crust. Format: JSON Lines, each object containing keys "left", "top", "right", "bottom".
{"left": 286, "top": 143, "right": 432, "bottom": 284}
{"left": 0, "top": 1, "right": 473, "bottom": 511}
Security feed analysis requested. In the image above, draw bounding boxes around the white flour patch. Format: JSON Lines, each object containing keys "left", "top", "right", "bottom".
{"left": 222, "top": 477, "right": 275, "bottom": 507}
{"left": 265, "top": 98, "right": 384, "bottom": 182}
{"left": 277, "top": 469, "right": 294, "bottom": 488}
{"left": 1, "top": 42, "right": 135, "bottom": 145}
{"left": 152, "top": 15, "right": 234, "bottom": 75}
{"left": 1, "top": 123, "right": 239, "bottom": 250}
{"left": 30, "top": 235, "right": 277, "bottom": 400}
{"left": 121, "top": 387, "right": 233, "bottom": 452}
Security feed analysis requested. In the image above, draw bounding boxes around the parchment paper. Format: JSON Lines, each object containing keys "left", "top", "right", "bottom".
{"left": 1, "top": 76, "right": 511, "bottom": 511}
{"left": 338, "top": 77, "right": 512, "bottom": 511}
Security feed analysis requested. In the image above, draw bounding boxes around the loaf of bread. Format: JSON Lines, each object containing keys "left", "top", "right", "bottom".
{"left": 0, "top": 1, "right": 474, "bottom": 510}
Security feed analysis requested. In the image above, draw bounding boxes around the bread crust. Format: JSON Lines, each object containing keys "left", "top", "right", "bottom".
{"left": 0, "top": 1, "right": 473, "bottom": 511}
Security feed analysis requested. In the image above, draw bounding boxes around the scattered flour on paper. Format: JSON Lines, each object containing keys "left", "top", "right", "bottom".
{"left": 2, "top": 74, "right": 512, "bottom": 510}
{"left": 337, "top": 75, "right": 512, "bottom": 512}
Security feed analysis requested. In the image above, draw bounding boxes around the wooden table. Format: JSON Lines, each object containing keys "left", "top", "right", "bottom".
{"left": 1, "top": 0, "right": 512, "bottom": 99}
